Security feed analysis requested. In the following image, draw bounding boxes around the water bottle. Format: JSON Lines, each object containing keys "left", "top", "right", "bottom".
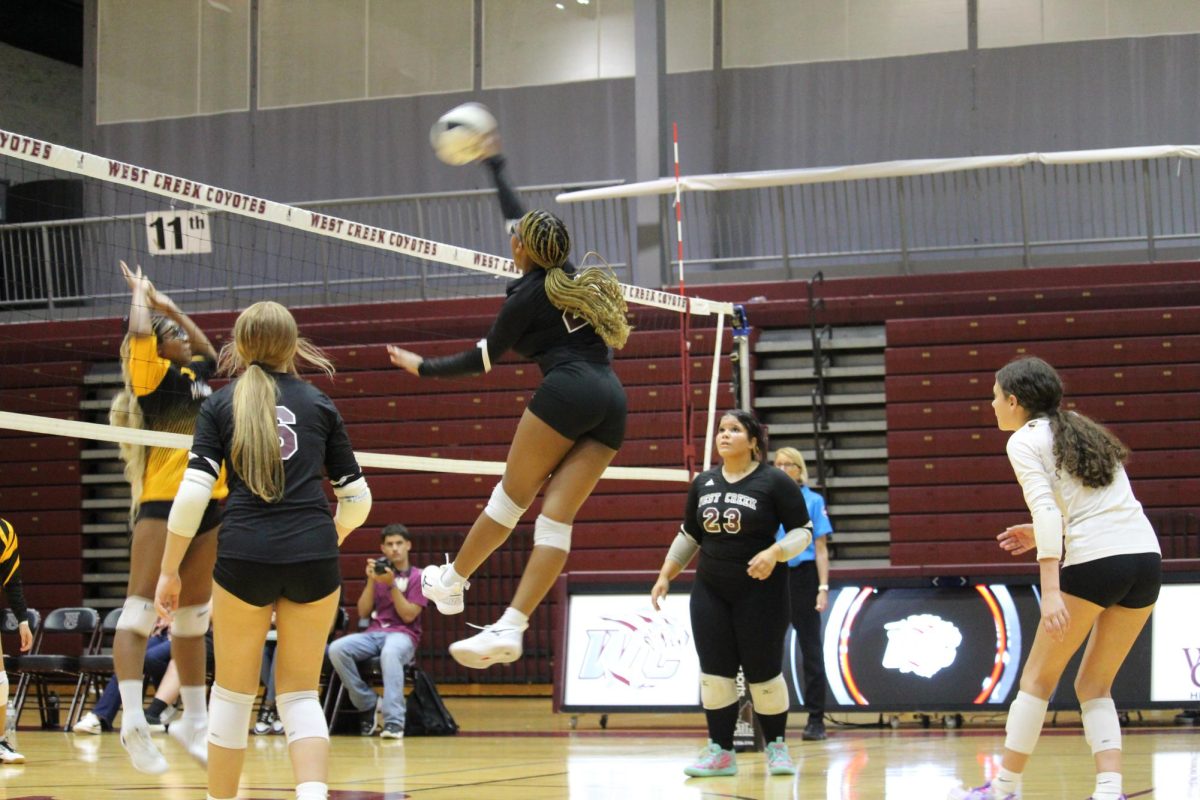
{"left": 44, "top": 693, "right": 60, "bottom": 729}
{"left": 4, "top": 700, "right": 16, "bottom": 743}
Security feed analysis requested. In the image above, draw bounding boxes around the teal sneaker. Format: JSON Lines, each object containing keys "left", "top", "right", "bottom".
{"left": 683, "top": 741, "right": 737, "bottom": 777}
{"left": 765, "top": 738, "right": 796, "bottom": 775}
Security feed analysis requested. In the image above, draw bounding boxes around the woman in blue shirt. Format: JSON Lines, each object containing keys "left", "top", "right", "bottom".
{"left": 773, "top": 447, "right": 833, "bottom": 741}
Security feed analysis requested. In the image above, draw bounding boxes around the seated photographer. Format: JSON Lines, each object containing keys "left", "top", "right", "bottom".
{"left": 327, "top": 524, "right": 425, "bottom": 739}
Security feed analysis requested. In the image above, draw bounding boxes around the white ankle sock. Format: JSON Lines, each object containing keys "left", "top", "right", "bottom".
{"left": 993, "top": 767, "right": 1021, "bottom": 796}
{"left": 118, "top": 680, "right": 147, "bottom": 728}
{"left": 295, "top": 780, "right": 328, "bottom": 800}
{"left": 440, "top": 564, "right": 467, "bottom": 588}
{"left": 1092, "top": 771, "right": 1122, "bottom": 799}
{"left": 180, "top": 685, "right": 207, "bottom": 721}
{"left": 497, "top": 607, "right": 529, "bottom": 630}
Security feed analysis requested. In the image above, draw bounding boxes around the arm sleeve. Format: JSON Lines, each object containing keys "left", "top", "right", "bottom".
{"left": 418, "top": 288, "right": 532, "bottom": 378}
{"left": 321, "top": 395, "right": 364, "bottom": 486}
{"left": 186, "top": 399, "right": 225, "bottom": 478}
{"left": 1006, "top": 432, "right": 1065, "bottom": 560}
{"left": 483, "top": 155, "right": 527, "bottom": 228}
{"left": 666, "top": 530, "right": 700, "bottom": 568}
{"left": 127, "top": 333, "right": 170, "bottom": 396}
{"left": 680, "top": 478, "right": 703, "bottom": 543}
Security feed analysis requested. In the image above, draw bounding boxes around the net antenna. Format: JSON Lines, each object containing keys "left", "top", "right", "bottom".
{"left": 0, "top": 128, "right": 734, "bottom": 481}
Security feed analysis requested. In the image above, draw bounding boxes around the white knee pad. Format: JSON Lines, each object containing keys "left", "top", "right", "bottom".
{"left": 699, "top": 673, "right": 739, "bottom": 710}
{"left": 276, "top": 690, "right": 329, "bottom": 746}
{"left": 0, "top": 670, "right": 8, "bottom": 707}
{"left": 207, "top": 684, "right": 255, "bottom": 751}
{"left": 115, "top": 596, "right": 157, "bottom": 637}
{"left": 1081, "top": 697, "right": 1122, "bottom": 754}
{"left": 533, "top": 514, "right": 572, "bottom": 552}
{"left": 484, "top": 482, "right": 528, "bottom": 529}
{"left": 749, "top": 674, "right": 790, "bottom": 715}
{"left": 170, "top": 603, "right": 211, "bottom": 638}
{"left": 1004, "top": 690, "right": 1049, "bottom": 755}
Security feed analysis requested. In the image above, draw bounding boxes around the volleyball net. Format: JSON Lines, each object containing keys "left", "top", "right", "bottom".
{"left": 0, "top": 128, "right": 736, "bottom": 485}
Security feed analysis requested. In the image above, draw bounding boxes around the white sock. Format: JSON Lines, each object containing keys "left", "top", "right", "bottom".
{"left": 993, "top": 767, "right": 1021, "bottom": 795}
{"left": 295, "top": 780, "right": 328, "bottom": 800}
{"left": 497, "top": 607, "right": 529, "bottom": 630}
{"left": 1093, "top": 771, "right": 1123, "bottom": 799}
{"left": 441, "top": 564, "right": 468, "bottom": 588}
{"left": 180, "top": 685, "right": 207, "bottom": 721}
{"left": 118, "top": 680, "right": 147, "bottom": 729}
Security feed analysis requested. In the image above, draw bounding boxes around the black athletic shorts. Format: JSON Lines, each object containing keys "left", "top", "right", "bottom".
{"left": 137, "top": 500, "right": 221, "bottom": 535}
{"left": 528, "top": 360, "right": 626, "bottom": 450}
{"left": 213, "top": 556, "right": 342, "bottom": 607}
{"left": 1060, "top": 552, "right": 1162, "bottom": 609}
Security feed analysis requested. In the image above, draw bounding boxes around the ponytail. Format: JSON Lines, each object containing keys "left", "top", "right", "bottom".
{"left": 544, "top": 259, "right": 631, "bottom": 350}
{"left": 230, "top": 364, "right": 284, "bottom": 503}
{"left": 1048, "top": 408, "right": 1128, "bottom": 489}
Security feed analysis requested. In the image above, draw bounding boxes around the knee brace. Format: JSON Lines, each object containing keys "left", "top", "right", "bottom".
{"left": 748, "top": 674, "right": 790, "bottom": 716}
{"left": 533, "top": 514, "right": 572, "bottom": 553}
{"left": 115, "top": 596, "right": 157, "bottom": 637}
{"left": 0, "top": 670, "right": 8, "bottom": 707}
{"left": 1081, "top": 697, "right": 1122, "bottom": 754}
{"left": 699, "top": 673, "right": 739, "bottom": 710}
{"left": 276, "top": 690, "right": 329, "bottom": 746}
{"left": 170, "top": 603, "right": 211, "bottom": 638}
{"left": 1004, "top": 690, "right": 1049, "bottom": 755}
{"left": 206, "top": 684, "right": 255, "bottom": 750}
{"left": 484, "top": 482, "right": 528, "bottom": 529}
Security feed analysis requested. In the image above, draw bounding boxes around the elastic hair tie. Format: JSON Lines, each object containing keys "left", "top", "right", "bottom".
{"left": 250, "top": 360, "right": 269, "bottom": 370}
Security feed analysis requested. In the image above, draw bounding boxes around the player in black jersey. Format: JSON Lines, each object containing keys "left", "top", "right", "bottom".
{"left": 651, "top": 410, "right": 812, "bottom": 779}
{"left": 154, "top": 301, "right": 371, "bottom": 800}
{"left": 109, "top": 262, "right": 226, "bottom": 774}
{"left": 387, "top": 148, "right": 631, "bottom": 670}
{"left": 0, "top": 519, "right": 33, "bottom": 764}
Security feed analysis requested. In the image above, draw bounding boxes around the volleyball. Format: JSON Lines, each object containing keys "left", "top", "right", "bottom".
{"left": 430, "top": 102, "right": 498, "bottom": 165}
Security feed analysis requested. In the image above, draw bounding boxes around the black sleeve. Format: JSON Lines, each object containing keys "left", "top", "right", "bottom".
{"left": 772, "top": 469, "right": 811, "bottom": 532}
{"left": 483, "top": 155, "right": 526, "bottom": 227}
{"left": 186, "top": 395, "right": 225, "bottom": 478}
{"left": 320, "top": 394, "right": 363, "bottom": 486}
{"left": 680, "top": 476, "right": 704, "bottom": 543}
{"left": 418, "top": 283, "right": 535, "bottom": 378}
{"left": 186, "top": 354, "right": 217, "bottom": 383}
{"left": 3, "top": 563, "right": 29, "bottom": 627}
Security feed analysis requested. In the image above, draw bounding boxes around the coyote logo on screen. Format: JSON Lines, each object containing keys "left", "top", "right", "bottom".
{"left": 577, "top": 611, "right": 691, "bottom": 689}
{"left": 881, "top": 613, "right": 963, "bottom": 679}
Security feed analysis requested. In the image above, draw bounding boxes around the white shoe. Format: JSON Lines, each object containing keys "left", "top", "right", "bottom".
{"left": 121, "top": 725, "right": 169, "bottom": 774}
{"left": 421, "top": 562, "right": 468, "bottom": 615}
{"left": 448, "top": 623, "right": 525, "bottom": 669}
{"left": 168, "top": 715, "right": 208, "bottom": 766}
{"left": 0, "top": 738, "right": 25, "bottom": 764}
{"left": 73, "top": 711, "right": 104, "bottom": 735}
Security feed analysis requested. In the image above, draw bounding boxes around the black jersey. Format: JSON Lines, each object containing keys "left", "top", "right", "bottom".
{"left": 681, "top": 463, "right": 811, "bottom": 580}
{"left": 188, "top": 373, "right": 362, "bottom": 564}
{"left": 0, "top": 518, "right": 29, "bottom": 625}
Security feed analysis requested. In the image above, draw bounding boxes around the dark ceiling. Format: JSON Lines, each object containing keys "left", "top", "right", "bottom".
{"left": 0, "top": 0, "right": 84, "bottom": 66}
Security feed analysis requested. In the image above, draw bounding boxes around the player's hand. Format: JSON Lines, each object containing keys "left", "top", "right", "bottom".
{"left": 746, "top": 546, "right": 779, "bottom": 580}
{"left": 998, "top": 524, "right": 1035, "bottom": 556}
{"left": 1039, "top": 589, "right": 1070, "bottom": 642}
{"left": 815, "top": 588, "right": 829, "bottom": 613}
{"left": 119, "top": 260, "right": 157, "bottom": 302}
{"left": 154, "top": 571, "right": 182, "bottom": 621}
{"left": 17, "top": 621, "right": 32, "bottom": 652}
{"left": 387, "top": 345, "right": 423, "bottom": 376}
{"left": 650, "top": 576, "right": 670, "bottom": 611}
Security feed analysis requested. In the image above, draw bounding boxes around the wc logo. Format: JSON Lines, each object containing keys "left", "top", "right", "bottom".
{"left": 576, "top": 611, "right": 691, "bottom": 689}
{"left": 62, "top": 610, "right": 81, "bottom": 630}
{"left": 881, "top": 613, "right": 963, "bottom": 679}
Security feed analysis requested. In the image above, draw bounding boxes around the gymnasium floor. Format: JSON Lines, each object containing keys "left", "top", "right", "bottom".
{"left": 1, "top": 699, "right": 1196, "bottom": 799}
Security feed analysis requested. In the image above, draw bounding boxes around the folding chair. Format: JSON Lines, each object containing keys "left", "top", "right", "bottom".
{"left": 13, "top": 607, "right": 100, "bottom": 731}
{"left": 322, "top": 615, "right": 415, "bottom": 731}
{"left": 66, "top": 607, "right": 124, "bottom": 729}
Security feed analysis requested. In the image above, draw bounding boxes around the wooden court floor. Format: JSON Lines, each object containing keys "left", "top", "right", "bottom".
{"left": 1, "top": 699, "right": 1196, "bottom": 799}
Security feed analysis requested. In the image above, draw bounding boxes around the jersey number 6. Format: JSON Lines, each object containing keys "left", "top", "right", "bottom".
{"left": 276, "top": 405, "right": 298, "bottom": 460}
{"left": 701, "top": 507, "right": 742, "bottom": 535}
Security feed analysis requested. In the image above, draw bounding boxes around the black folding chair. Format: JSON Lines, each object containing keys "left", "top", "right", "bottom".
{"left": 14, "top": 607, "right": 100, "bottom": 730}
{"left": 67, "top": 607, "right": 124, "bottom": 730}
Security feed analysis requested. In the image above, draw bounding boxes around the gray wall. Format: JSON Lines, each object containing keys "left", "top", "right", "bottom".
{"left": 0, "top": 41, "right": 82, "bottom": 149}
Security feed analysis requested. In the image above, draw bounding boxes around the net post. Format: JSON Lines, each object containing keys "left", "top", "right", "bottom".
{"left": 702, "top": 311, "right": 725, "bottom": 472}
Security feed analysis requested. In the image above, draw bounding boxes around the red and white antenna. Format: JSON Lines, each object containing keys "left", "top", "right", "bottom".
{"left": 673, "top": 122, "right": 695, "bottom": 473}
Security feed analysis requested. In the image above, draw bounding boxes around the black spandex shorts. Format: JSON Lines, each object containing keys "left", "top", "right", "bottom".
{"left": 1060, "top": 552, "right": 1162, "bottom": 609}
{"left": 528, "top": 360, "right": 626, "bottom": 450}
{"left": 137, "top": 500, "right": 221, "bottom": 535}
{"left": 213, "top": 556, "right": 342, "bottom": 607}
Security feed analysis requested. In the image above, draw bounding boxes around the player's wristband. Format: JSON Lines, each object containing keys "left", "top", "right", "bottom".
{"left": 818, "top": 584, "right": 829, "bottom": 592}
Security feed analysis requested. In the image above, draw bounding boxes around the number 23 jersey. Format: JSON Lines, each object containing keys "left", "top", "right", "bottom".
{"left": 682, "top": 463, "right": 811, "bottom": 580}
{"left": 188, "top": 372, "right": 362, "bottom": 563}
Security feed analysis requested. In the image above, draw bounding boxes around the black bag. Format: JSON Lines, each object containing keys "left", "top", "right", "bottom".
{"left": 404, "top": 667, "right": 458, "bottom": 736}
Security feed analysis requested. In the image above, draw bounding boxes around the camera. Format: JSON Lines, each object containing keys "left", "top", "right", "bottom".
{"left": 372, "top": 558, "right": 393, "bottom": 575}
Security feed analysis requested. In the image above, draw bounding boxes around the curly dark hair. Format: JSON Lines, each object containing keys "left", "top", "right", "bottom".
{"left": 995, "top": 357, "right": 1128, "bottom": 488}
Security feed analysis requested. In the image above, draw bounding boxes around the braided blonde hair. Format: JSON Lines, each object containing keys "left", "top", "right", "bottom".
{"left": 518, "top": 209, "right": 631, "bottom": 349}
